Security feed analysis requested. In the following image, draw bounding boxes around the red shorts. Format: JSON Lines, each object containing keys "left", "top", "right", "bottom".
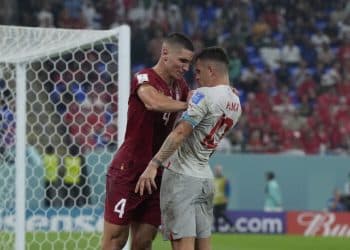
{"left": 104, "top": 164, "right": 162, "bottom": 227}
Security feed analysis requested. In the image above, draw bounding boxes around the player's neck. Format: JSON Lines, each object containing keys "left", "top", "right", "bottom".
{"left": 153, "top": 64, "right": 173, "bottom": 86}
{"left": 208, "top": 79, "right": 229, "bottom": 87}
{"left": 214, "top": 75, "right": 230, "bottom": 86}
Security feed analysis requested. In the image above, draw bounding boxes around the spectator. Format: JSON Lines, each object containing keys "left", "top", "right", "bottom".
{"left": 311, "top": 28, "right": 330, "bottom": 50}
{"left": 246, "top": 129, "right": 265, "bottom": 153}
{"left": 281, "top": 130, "right": 306, "bottom": 156}
{"left": 167, "top": 4, "right": 182, "bottom": 32}
{"left": 300, "top": 36, "right": 318, "bottom": 67}
{"left": 301, "top": 125, "right": 321, "bottom": 154}
{"left": 281, "top": 108, "right": 305, "bottom": 132}
{"left": 239, "top": 64, "right": 259, "bottom": 92}
{"left": 228, "top": 129, "right": 245, "bottom": 153}
{"left": 259, "top": 66, "right": 277, "bottom": 92}
{"left": 37, "top": 3, "right": 54, "bottom": 27}
{"left": 297, "top": 72, "right": 317, "bottom": 103}
{"left": 43, "top": 145, "right": 60, "bottom": 207}
{"left": 251, "top": 14, "right": 271, "bottom": 46}
{"left": 317, "top": 42, "right": 335, "bottom": 66}
{"left": 275, "top": 61, "right": 291, "bottom": 87}
{"left": 259, "top": 40, "right": 281, "bottom": 70}
{"left": 338, "top": 15, "right": 350, "bottom": 41}
{"left": 62, "top": 145, "right": 90, "bottom": 207}
{"left": 64, "top": 0, "right": 82, "bottom": 19}
{"left": 338, "top": 37, "right": 350, "bottom": 64}
{"left": 213, "top": 165, "right": 234, "bottom": 232}
{"left": 82, "top": 0, "right": 101, "bottom": 29}
{"left": 326, "top": 188, "right": 346, "bottom": 212}
{"left": 344, "top": 173, "right": 350, "bottom": 196}
{"left": 228, "top": 48, "right": 242, "bottom": 83}
{"left": 148, "top": 2, "right": 167, "bottom": 32}
{"left": 182, "top": 5, "right": 199, "bottom": 37}
{"left": 330, "top": 2, "right": 347, "bottom": 26}
{"left": 264, "top": 171, "right": 283, "bottom": 212}
{"left": 281, "top": 38, "right": 301, "bottom": 67}
{"left": 203, "top": 24, "right": 218, "bottom": 47}
{"left": 57, "top": 7, "right": 86, "bottom": 29}
{"left": 321, "top": 62, "right": 342, "bottom": 89}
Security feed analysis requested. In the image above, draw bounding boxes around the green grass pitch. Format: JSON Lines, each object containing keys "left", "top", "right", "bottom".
{"left": 1, "top": 232, "right": 348, "bottom": 250}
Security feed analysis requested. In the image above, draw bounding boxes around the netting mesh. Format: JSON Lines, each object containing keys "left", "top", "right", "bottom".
{"left": 0, "top": 63, "right": 16, "bottom": 249}
{"left": 0, "top": 26, "right": 128, "bottom": 249}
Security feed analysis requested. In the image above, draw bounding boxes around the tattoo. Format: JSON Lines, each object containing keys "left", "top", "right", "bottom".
{"left": 156, "top": 135, "right": 181, "bottom": 163}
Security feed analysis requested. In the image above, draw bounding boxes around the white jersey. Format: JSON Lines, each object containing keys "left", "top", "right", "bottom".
{"left": 166, "top": 85, "right": 241, "bottom": 179}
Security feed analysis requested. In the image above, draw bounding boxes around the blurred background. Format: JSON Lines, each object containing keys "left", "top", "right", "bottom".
{"left": 2, "top": 0, "right": 350, "bottom": 156}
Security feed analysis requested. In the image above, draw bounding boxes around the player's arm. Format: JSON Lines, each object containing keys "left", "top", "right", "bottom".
{"left": 135, "top": 121, "right": 193, "bottom": 195}
{"left": 137, "top": 84, "right": 187, "bottom": 112}
{"left": 135, "top": 90, "right": 207, "bottom": 195}
{"left": 154, "top": 120, "right": 193, "bottom": 165}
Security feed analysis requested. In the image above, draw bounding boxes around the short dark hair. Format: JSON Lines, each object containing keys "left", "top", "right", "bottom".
{"left": 194, "top": 46, "right": 229, "bottom": 68}
{"left": 164, "top": 32, "right": 194, "bottom": 51}
{"left": 266, "top": 171, "right": 275, "bottom": 180}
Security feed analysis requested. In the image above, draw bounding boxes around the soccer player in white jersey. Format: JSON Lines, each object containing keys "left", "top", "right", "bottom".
{"left": 135, "top": 47, "right": 242, "bottom": 250}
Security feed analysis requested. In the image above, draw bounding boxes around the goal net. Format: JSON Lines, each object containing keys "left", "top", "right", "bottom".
{"left": 0, "top": 25, "right": 130, "bottom": 250}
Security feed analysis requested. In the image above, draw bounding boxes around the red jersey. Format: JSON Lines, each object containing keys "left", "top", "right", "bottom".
{"left": 109, "top": 68, "right": 188, "bottom": 176}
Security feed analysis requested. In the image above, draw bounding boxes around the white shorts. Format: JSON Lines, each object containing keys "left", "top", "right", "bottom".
{"left": 160, "top": 169, "right": 214, "bottom": 240}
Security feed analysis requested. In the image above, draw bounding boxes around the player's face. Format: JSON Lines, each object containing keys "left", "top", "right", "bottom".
{"left": 194, "top": 60, "right": 211, "bottom": 87}
{"left": 167, "top": 47, "right": 193, "bottom": 80}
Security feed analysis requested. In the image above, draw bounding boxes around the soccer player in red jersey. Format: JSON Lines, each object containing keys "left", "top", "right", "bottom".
{"left": 102, "top": 33, "right": 194, "bottom": 250}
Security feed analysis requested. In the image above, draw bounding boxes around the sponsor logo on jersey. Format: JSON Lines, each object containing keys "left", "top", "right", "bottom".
{"left": 136, "top": 73, "right": 149, "bottom": 84}
{"left": 191, "top": 92, "right": 204, "bottom": 104}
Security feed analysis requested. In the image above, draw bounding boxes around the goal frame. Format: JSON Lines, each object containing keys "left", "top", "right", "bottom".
{"left": 4, "top": 24, "right": 131, "bottom": 250}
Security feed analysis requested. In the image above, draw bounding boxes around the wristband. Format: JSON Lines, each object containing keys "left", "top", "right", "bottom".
{"left": 151, "top": 158, "right": 163, "bottom": 168}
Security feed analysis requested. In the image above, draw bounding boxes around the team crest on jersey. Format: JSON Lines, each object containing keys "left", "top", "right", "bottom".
{"left": 136, "top": 73, "right": 149, "bottom": 84}
{"left": 191, "top": 92, "right": 204, "bottom": 104}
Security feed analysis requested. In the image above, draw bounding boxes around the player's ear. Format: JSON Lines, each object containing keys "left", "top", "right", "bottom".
{"left": 162, "top": 46, "right": 169, "bottom": 62}
{"left": 208, "top": 65, "right": 214, "bottom": 76}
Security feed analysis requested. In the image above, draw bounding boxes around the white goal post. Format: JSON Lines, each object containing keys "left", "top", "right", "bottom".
{"left": 0, "top": 25, "right": 130, "bottom": 250}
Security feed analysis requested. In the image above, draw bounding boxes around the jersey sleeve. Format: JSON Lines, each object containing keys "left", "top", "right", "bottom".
{"left": 180, "top": 89, "right": 208, "bottom": 128}
{"left": 131, "top": 70, "right": 159, "bottom": 95}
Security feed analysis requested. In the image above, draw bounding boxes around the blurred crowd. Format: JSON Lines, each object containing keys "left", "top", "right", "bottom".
{"left": 1, "top": 0, "right": 350, "bottom": 155}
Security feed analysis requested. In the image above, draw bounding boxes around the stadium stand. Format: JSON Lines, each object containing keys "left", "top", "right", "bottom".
{"left": 1, "top": 0, "right": 350, "bottom": 155}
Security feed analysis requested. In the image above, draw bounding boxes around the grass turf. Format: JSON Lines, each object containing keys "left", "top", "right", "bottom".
{"left": 0, "top": 233, "right": 348, "bottom": 250}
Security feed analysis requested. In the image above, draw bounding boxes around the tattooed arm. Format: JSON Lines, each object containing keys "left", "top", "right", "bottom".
{"left": 135, "top": 121, "right": 193, "bottom": 195}
{"left": 154, "top": 121, "right": 193, "bottom": 164}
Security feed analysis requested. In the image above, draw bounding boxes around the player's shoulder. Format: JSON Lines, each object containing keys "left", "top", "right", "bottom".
{"left": 198, "top": 86, "right": 241, "bottom": 107}
{"left": 194, "top": 86, "right": 227, "bottom": 99}
{"left": 136, "top": 68, "right": 153, "bottom": 75}
{"left": 191, "top": 87, "right": 209, "bottom": 104}
{"left": 133, "top": 68, "right": 155, "bottom": 83}
{"left": 193, "top": 87, "right": 212, "bottom": 97}
{"left": 214, "top": 85, "right": 240, "bottom": 102}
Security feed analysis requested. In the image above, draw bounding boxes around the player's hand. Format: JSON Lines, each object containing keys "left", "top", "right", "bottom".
{"left": 135, "top": 163, "right": 158, "bottom": 196}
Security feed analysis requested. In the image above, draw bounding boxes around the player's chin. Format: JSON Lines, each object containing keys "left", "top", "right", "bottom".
{"left": 172, "top": 71, "right": 183, "bottom": 79}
